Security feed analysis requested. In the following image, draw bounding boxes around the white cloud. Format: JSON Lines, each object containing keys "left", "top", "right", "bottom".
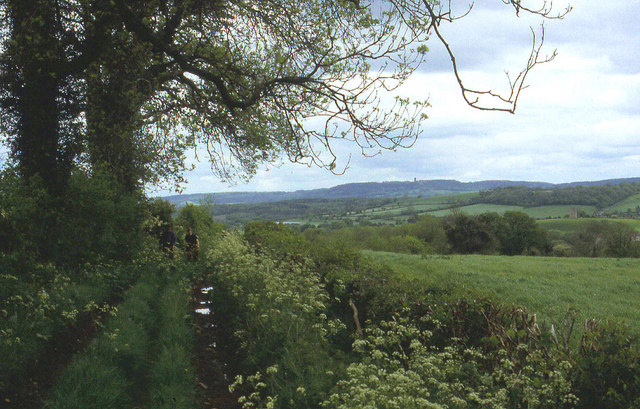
{"left": 150, "top": 0, "right": 640, "bottom": 195}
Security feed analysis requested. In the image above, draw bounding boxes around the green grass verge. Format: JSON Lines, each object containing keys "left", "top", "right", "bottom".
{"left": 365, "top": 251, "right": 640, "bottom": 327}
{"left": 45, "top": 263, "right": 196, "bottom": 409}
{"left": 147, "top": 279, "right": 195, "bottom": 409}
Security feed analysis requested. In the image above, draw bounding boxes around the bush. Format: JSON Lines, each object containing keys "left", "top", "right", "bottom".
{"left": 206, "top": 233, "right": 344, "bottom": 409}
{"left": 0, "top": 167, "right": 146, "bottom": 265}
{"left": 572, "top": 321, "right": 640, "bottom": 408}
{"left": 244, "top": 221, "right": 308, "bottom": 259}
{"left": 323, "top": 313, "right": 577, "bottom": 409}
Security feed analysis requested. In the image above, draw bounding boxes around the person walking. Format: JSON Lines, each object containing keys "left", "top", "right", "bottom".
{"left": 185, "top": 228, "right": 200, "bottom": 261}
{"left": 161, "top": 224, "right": 178, "bottom": 258}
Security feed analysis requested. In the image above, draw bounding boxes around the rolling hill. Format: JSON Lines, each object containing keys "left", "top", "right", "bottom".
{"left": 161, "top": 177, "right": 640, "bottom": 206}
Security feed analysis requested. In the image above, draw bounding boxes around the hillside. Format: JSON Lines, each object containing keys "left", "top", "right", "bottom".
{"left": 162, "top": 177, "right": 640, "bottom": 206}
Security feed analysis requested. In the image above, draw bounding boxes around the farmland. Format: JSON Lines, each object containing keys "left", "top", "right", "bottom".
{"left": 537, "top": 217, "right": 640, "bottom": 234}
{"left": 367, "top": 251, "right": 640, "bottom": 327}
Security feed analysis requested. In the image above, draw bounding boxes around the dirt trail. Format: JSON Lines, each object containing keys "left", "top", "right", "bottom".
{"left": 192, "top": 285, "right": 240, "bottom": 409}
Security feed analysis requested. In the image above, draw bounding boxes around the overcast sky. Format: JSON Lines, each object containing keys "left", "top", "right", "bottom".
{"left": 156, "top": 1, "right": 640, "bottom": 195}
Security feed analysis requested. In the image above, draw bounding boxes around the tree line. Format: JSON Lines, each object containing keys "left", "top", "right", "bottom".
{"left": 471, "top": 183, "right": 640, "bottom": 209}
{"left": 297, "top": 211, "right": 640, "bottom": 258}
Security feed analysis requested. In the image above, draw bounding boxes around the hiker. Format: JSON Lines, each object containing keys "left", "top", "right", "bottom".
{"left": 161, "top": 224, "right": 178, "bottom": 258}
{"left": 185, "top": 228, "right": 200, "bottom": 261}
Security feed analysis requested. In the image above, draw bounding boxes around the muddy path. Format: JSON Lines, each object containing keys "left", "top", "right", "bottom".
{"left": 192, "top": 285, "right": 240, "bottom": 409}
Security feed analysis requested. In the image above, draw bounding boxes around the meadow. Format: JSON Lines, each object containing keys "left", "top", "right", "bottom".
{"left": 537, "top": 217, "right": 640, "bottom": 234}
{"left": 366, "top": 251, "right": 640, "bottom": 327}
{"left": 604, "top": 192, "right": 640, "bottom": 214}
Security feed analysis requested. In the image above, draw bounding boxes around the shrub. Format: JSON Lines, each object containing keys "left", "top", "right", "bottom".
{"left": 572, "top": 320, "right": 640, "bottom": 408}
{"left": 206, "top": 233, "right": 344, "bottom": 409}
{"left": 323, "top": 313, "right": 577, "bottom": 409}
{"left": 244, "top": 221, "right": 308, "bottom": 259}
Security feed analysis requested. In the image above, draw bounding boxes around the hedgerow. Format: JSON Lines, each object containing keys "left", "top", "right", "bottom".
{"left": 203, "top": 222, "right": 640, "bottom": 409}
{"left": 206, "top": 232, "right": 346, "bottom": 409}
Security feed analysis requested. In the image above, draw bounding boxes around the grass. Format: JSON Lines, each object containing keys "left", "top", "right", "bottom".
{"left": 426, "top": 204, "right": 524, "bottom": 217}
{"left": 605, "top": 193, "right": 640, "bottom": 214}
{"left": 538, "top": 218, "right": 640, "bottom": 234}
{"left": 522, "top": 205, "right": 597, "bottom": 219}
{"left": 366, "top": 251, "right": 640, "bottom": 327}
{"left": 425, "top": 204, "right": 599, "bottom": 219}
{"left": 45, "top": 263, "right": 196, "bottom": 409}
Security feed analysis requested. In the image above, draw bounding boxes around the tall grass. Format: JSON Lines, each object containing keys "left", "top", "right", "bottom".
{"left": 45, "top": 263, "right": 196, "bottom": 409}
{"left": 366, "top": 251, "right": 640, "bottom": 326}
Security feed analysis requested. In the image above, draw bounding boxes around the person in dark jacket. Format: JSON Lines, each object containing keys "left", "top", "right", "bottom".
{"left": 185, "top": 228, "right": 200, "bottom": 261}
{"left": 161, "top": 224, "right": 178, "bottom": 258}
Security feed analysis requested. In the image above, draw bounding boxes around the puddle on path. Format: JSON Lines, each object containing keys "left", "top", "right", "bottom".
{"left": 195, "top": 308, "right": 210, "bottom": 315}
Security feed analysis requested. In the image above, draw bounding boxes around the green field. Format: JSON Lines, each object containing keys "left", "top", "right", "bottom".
{"left": 426, "top": 203, "right": 523, "bottom": 217}
{"left": 276, "top": 189, "right": 640, "bottom": 228}
{"left": 367, "top": 251, "right": 640, "bottom": 327}
{"left": 522, "top": 205, "right": 597, "bottom": 218}
{"left": 425, "top": 204, "right": 598, "bottom": 219}
{"left": 605, "top": 193, "right": 640, "bottom": 214}
{"left": 538, "top": 217, "right": 640, "bottom": 233}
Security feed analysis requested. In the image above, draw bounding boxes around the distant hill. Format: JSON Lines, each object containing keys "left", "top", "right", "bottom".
{"left": 161, "top": 177, "right": 640, "bottom": 206}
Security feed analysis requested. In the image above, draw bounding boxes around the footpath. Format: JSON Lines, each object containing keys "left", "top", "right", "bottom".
{"left": 12, "top": 262, "right": 237, "bottom": 409}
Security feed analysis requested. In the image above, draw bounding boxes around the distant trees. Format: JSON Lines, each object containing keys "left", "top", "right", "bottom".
{"left": 566, "top": 221, "right": 640, "bottom": 258}
{"left": 443, "top": 211, "right": 496, "bottom": 254}
{"left": 441, "top": 211, "right": 546, "bottom": 255}
{"left": 300, "top": 211, "right": 550, "bottom": 257}
{"left": 497, "top": 211, "right": 543, "bottom": 255}
{"left": 474, "top": 184, "right": 640, "bottom": 209}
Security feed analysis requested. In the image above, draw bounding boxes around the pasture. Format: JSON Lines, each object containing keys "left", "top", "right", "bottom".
{"left": 538, "top": 217, "right": 640, "bottom": 233}
{"left": 366, "top": 251, "right": 640, "bottom": 327}
{"left": 604, "top": 193, "right": 640, "bottom": 214}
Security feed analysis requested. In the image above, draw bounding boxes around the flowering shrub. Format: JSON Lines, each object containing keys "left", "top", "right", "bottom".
{"left": 206, "top": 232, "right": 345, "bottom": 408}
{"left": 323, "top": 314, "right": 577, "bottom": 409}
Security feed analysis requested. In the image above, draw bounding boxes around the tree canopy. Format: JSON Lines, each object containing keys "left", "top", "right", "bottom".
{"left": 0, "top": 0, "right": 569, "bottom": 194}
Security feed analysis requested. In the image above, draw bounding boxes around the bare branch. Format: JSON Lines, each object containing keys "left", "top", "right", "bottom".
{"left": 422, "top": 0, "right": 562, "bottom": 113}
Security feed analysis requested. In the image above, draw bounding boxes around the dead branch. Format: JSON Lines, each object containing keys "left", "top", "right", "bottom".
{"left": 348, "top": 298, "right": 364, "bottom": 338}
{"left": 422, "top": 0, "right": 565, "bottom": 113}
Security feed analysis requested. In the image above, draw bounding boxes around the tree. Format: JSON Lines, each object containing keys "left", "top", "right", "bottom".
{"left": 0, "top": 0, "right": 84, "bottom": 194}
{"left": 444, "top": 211, "right": 495, "bottom": 254}
{"left": 497, "top": 211, "right": 539, "bottom": 255}
{"left": 1, "top": 0, "right": 570, "bottom": 194}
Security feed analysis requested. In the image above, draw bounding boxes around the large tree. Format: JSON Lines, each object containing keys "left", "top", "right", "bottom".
{"left": 0, "top": 0, "right": 569, "bottom": 194}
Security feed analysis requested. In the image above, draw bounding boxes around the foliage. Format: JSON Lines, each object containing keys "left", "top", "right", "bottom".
{"left": 323, "top": 314, "right": 576, "bottom": 409}
{"left": 0, "top": 259, "right": 142, "bottom": 394}
{"left": 442, "top": 211, "right": 548, "bottom": 255}
{"left": 474, "top": 183, "right": 640, "bottom": 210}
{"left": 444, "top": 210, "right": 497, "bottom": 254}
{"left": 0, "top": 167, "right": 147, "bottom": 265}
{"left": 206, "top": 232, "right": 345, "bottom": 409}
{"left": 174, "top": 202, "right": 225, "bottom": 252}
{"left": 244, "top": 221, "right": 309, "bottom": 260}
{"left": 572, "top": 320, "right": 640, "bottom": 409}
{"left": 566, "top": 220, "right": 640, "bottom": 258}
{"left": 45, "top": 262, "right": 196, "bottom": 409}
{"left": 498, "top": 211, "right": 545, "bottom": 255}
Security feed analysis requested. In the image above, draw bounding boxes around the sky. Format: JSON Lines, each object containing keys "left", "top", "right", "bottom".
{"left": 153, "top": 2, "right": 638, "bottom": 194}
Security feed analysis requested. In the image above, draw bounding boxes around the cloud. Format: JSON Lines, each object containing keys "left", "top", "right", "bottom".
{"left": 150, "top": 1, "right": 640, "bottom": 195}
